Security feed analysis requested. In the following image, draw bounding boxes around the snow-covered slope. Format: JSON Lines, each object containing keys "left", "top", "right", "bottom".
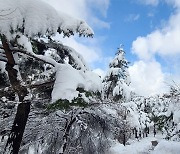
{"left": 110, "top": 137, "right": 180, "bottom": 154}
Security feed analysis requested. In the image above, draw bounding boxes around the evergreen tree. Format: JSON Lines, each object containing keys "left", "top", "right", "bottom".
{"left": 0, "top": 0, "right": 93, "bottom": 153}
{"left": 103, "top": 45, "right": 130, "bottom": 102}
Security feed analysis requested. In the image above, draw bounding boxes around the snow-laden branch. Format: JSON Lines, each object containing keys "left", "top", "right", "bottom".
{"left": 0, "top": 45, "right": 4, "bottom": 50}
{"left": 0, "top": 57, "right": 7, "bottom": 62}
{"left": 12, "top": 47, "right": 57, "bottom": 67}
{"left": 0, "top": 47, "right": 7, "bottom": 62}
{"left": 0, "top": 52, "right": 5, "bottom": 57}
{"left": 0, "top": 8, "right": 17, "bottom": 17}
{"left": 0, "top": 0, "right": 93, "bottom": 39}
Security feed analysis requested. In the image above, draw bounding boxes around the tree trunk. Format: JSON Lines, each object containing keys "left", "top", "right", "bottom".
{"left": 123, "top": 133, "right": 126, "bottom": 146}
{"left": 4, "top": 102, "right": 30, "bottom": 154}
{"left": 1, "top": 35, "right": 28, "bottom": 101}
{"left": 135, "top": 128, "right": 138, "bottom": 139}
{"left": 153, "top": 124, "right": 156, "bottom": 137}
{"left": 59, "top": 116, "right": 76, "bottom": 154}
{"left": 1, "top": 35, "right": 30, "bottom": 154}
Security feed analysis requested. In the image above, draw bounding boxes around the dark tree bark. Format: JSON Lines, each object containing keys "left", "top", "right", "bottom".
{"left": 135, "top": 128, "right": 138, "bottom": 139}
{"left": 59, "top": 111, "right": 88, "bottom": 154}
{"left": 153, "top": 124, "right": 156, "bottom": 137}
{"left": 1, "top": 35, "right": 28, "bottom": 102}
{"left": 139, "top": 130, "right": 141, "bottom": 138}
{"left": 60, "top": 116, "right": 76, "bottom": 154}
{"left": 1, "top": 35, "right": 30, "bottom": 154}
{"left": 123, "top": 132, "right": 126, "bottom": 146}
{"left": 4, "top": 102, "right": 30, "bottom": 154}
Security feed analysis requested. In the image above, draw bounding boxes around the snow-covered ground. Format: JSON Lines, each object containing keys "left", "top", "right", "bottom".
{"left": 109, "top": 137, "right": 180, "bottom": 154}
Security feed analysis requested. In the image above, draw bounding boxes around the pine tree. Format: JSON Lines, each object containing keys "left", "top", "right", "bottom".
{"left": 103, "top": 45, "right": 130, "bottom": 102}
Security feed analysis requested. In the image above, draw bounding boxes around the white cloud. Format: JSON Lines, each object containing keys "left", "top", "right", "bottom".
{"left": 138, "top": 0, "right": 180, "bottom": 8}
{"left": 87, "top": 0, "right": 110, "bottom": 17}
{"left": 129, "top": 60, "right": 168, "bottom": 96}
{"left": 60, "top": 36, "right": 101, "bottom": 65}
{"left": 125, "top": 14, "right": 140, "bottom": 22}
{"left": 165, "top": 0, "right": 180, "bottom": 8}
{"left": 42, "top": 0, "right": 110, "bottom": 29}
{"left": 138, "top": 0, "right": 159, "bottom": 6}
{"left": 42, "top": 0, "right": 87, "bottom": 19}
{"left": 130, "top": 0, "right": 180, "bottom": 95}
{"left": 91, "top": 17, "right": 110, "bottom": 29}
{"left": 132, "top": 12, "right": 180, "bottom": 60}
{"left": 147, "top": 12, "right": 154, "bottom": 17}
{"left": 132, "top": 36, "right": 152, "bottom": 60}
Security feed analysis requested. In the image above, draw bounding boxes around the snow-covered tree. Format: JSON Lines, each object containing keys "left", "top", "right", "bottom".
{"left": 0, "top": 40, "right": 103, "bottom": 154}
{"left": 0, "top": 0, "right": 95, "bottom": 153}
{"left": 103, "top": 46, "right": 131, "bottom": 102}
{"left": 124, "top": 85, "right": 180, "bottom": 141}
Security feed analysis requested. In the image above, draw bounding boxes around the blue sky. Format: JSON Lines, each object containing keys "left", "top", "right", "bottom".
{"left": 94, "top": 0, "right": 173, "bottom": 66}
{"left": 45, "top": 0, "right": 180, "bottom": 96}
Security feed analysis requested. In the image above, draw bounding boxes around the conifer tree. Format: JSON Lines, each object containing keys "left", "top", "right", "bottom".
{"left": 103, "top": 45, "right": 130, "bottom": 102}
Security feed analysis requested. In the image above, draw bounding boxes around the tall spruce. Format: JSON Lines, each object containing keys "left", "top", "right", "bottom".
{"left": 103, "top": 45, "right": 130, "bottom": 102}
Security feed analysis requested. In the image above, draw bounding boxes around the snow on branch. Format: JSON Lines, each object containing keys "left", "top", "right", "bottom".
{"left": 12, "top": 47, "right": 57, "bottom": 67}
{"left": 0, "top": 0, "right": 94, "bottom": 39}
{"left": 0, "top": 47, "right": 7, "bottom": 62}
{"left": 0, "top": 57, "right": 7, "bottom": 63}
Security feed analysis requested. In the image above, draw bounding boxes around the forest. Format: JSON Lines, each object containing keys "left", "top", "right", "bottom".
{"left": 0, "top": 0, "right": 180, "bottom": 154}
